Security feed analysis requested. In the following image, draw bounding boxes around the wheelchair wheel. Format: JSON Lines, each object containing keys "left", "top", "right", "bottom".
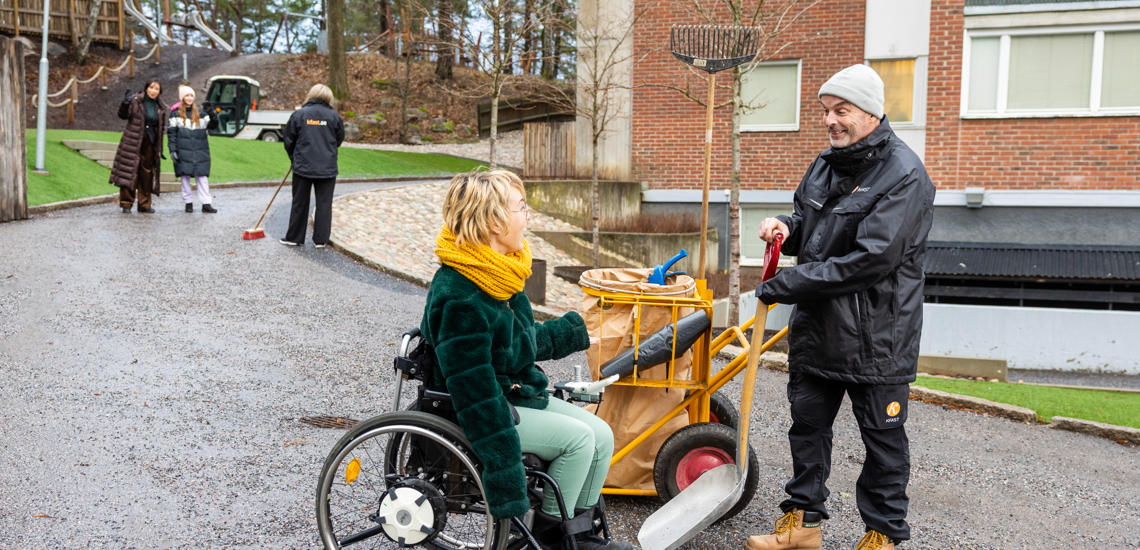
{"left": 316, "top": 411, "right": 511, "bottom": 550}
{"left": 652, "top": 422, "right": 759, "bottom": 523}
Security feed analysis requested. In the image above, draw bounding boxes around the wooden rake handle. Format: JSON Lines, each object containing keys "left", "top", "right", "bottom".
{"left": 736, "top": 233, "right": 783, "bottom": 467}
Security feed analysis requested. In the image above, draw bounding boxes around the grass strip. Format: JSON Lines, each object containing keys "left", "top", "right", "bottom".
{"left": 26, "top": 130, "right": 485, "bottom": 206}
{"left": 911, "top": 376, "right": 1140, "bottom": 429}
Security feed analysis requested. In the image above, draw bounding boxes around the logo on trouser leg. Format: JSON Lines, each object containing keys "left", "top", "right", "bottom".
{"left": 886, "top": 401, "right": 901, "bottom": 420}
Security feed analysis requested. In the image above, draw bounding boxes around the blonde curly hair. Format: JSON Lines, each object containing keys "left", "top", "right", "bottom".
{"left": 442, "top": 170, "right": 525, "bottom": 248}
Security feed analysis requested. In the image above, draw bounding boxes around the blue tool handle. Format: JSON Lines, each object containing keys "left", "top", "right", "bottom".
{"left": 662, "top": 250, "right": 687, "bottom": 273}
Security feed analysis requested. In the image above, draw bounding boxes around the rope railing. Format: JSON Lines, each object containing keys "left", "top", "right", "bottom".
{"left": 45, "top": 78, "right": 76, "bottom": 98}
{"left": 29, "top": 42, "right": 161, "bottom": 124}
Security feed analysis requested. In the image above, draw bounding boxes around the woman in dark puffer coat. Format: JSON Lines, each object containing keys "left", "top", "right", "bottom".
{"left": 110, "top": 79, "right": 167, "bottom": 213}
{"left": 168, "top": 85, "right": 219, "bottom": 213}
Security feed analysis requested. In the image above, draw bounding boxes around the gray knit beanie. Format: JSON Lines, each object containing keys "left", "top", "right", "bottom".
{"left": 818, "top": 64, "right": 885, "bottom": 119}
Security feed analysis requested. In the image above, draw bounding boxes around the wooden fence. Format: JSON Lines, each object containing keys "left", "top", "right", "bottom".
{"left": 524, "top": 121, "right": 576, "bottom": 180}
{"left": 0, "top": 0, "right": 126, "bottom": 49}
{"left": 1, "top": 35, "right": 28, "bottom": 223}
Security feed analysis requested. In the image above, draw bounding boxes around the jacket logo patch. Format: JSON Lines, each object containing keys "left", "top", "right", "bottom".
{"left": 306, "top": 119, "right": 328, "bottom": 126}
{"left": 886, "top": 401, "right": 901, "bottom": 417}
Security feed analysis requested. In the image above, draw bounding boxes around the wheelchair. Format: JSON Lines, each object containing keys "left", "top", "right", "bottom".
{"left": 316, "top": 328, "right": 620, "bottom": 550}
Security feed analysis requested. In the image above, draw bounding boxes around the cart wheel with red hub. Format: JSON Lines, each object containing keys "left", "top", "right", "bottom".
{"left": 652, "top": 422, "right": 759, "bottom": 523}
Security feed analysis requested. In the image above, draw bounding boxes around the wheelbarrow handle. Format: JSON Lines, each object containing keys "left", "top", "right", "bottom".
{"left": 737, "top": 233, "right": 782, "bottom": 468}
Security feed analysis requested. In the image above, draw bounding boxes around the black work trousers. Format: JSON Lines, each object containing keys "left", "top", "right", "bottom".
{"left": 284, "top": 174, "right": 336, "bottom": 245}
{"left": 780, "top": 372, "right": 911, "bottom": 541}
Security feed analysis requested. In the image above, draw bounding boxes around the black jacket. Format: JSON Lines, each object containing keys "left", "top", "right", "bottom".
{"left": 758, "top": 118, "right": 935, "bottom": 385}
{"left": 167, "top": 104, "right": 218, "bottom": 178}
{"left": 283, "top": 99, "right": 345, "bottom": 178}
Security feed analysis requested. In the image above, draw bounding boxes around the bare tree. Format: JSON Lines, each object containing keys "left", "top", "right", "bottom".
{"left": 652, "top": 0, "right": 820, "bottom": 325}
{"left": 451, "top": 0, "right": 540, "bottom": 169}
{"left": 544, "top": 0, "right": 647, "bottom": 266}
{"left": 74, "top": 0, "right": 104, "bottom": 64}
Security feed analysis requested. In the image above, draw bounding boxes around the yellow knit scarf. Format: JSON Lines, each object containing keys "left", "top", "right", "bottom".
{"left": 435, "top": 227, "right": 532, "bottom": 301}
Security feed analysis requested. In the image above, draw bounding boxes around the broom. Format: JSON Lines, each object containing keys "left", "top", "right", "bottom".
{"left": 242, "top": 168, "right": 291, "bottom": 240}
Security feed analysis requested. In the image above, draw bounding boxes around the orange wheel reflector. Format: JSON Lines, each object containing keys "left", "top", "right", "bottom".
{"left": 345, "top": 458, "right": 361, "bottom": 484}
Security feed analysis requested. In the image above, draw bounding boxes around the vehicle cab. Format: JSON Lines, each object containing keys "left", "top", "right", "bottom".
{"left": 205, "top": 75, "right": 260, "bottom": 137}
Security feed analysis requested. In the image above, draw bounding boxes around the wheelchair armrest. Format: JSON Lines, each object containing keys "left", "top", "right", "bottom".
{"left": 422, "top": 389, "right": 521, "bottom": 425}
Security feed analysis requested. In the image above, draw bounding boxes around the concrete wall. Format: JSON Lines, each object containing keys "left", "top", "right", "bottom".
{"left": 531, "top": 229, "right": 717, "bottom": 274}
{"left": 525, "top": 180, "right": 641, "bottom": 229}
{"left": 576, "top": 0, "right": 634, "bottom": 181}
{"left": 920, "top": 303, "right": 1140, "bottom": 374}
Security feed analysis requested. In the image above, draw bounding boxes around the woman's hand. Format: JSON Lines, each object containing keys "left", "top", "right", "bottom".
{"left": 589, "top": 337, "right": 601, "bottom": 346}
{"left": 123, "top": 89, "right": 133, "bottom": 103}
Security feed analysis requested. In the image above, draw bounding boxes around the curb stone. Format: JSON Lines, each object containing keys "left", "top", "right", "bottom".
{"left": 26, "top": 176, "right": 447, "bottom": 216}
{"left": 1049, "top": 416, "right": 1140, "bottom": 444}
{"left": 716, "top": 345, "right": 790, "bottom": 372}
{"left": 909, "top": 385, "right": 1037, "bottom": 423}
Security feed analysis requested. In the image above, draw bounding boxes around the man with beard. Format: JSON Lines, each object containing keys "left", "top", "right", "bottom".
{"left": 745, "top": 65, "right": 935, "bottom": 550}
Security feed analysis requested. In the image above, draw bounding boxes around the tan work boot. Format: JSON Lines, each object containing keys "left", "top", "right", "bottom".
{"left": 744, "top": 509, "right": 822, "bottom": 550}
{"left": 854, "top": 530, "right": 895, "bottom": 550}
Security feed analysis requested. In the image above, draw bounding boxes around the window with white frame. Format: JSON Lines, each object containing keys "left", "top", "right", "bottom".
{"left": 740, "top": 207, "right": 794, "bottom": 266}
{"left": 962, "top": 25, "right": 1140, "bottom": 117}
{"left": 740, "top": 60, "right": 801, "bottom": 131}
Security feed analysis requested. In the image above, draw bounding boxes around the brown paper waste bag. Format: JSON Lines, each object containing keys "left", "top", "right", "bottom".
{"left": 579, "top": 268, "right": 697, "bottom": 491}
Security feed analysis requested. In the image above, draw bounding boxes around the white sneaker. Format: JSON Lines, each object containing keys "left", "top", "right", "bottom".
{"left": 279, "top": 239, "right": 299, "bottom": 246}
{"left": 315, "top": 242, "right": 330, "bottom": 249}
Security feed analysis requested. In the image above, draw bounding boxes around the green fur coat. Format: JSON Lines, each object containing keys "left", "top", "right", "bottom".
{"left": 421, "top": 265, "right": 590, "bottom": 519}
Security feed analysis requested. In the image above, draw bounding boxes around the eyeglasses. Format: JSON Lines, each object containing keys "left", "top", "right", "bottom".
{"left": 512, "top": 202, "right": 531, "bottom": 219}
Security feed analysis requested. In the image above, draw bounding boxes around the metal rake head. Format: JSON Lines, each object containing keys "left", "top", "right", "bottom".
{"left": 669, "top": 25, "right": 760, "bottom": 74}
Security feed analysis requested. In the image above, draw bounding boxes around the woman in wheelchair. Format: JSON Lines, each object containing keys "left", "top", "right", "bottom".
{"left": 418, "top": 170, "right": 631, "bottom": 550}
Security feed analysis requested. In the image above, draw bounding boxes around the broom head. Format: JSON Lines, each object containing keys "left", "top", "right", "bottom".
{"left": 670, "top": 25, "right": 760, "bottom": 74}
{"left": 242, "top": 227, "right": 266, "bottom": 240}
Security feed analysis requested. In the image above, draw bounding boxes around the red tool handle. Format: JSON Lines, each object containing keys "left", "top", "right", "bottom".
{"left": 761, "top": 233, "right": 784, "bottom": 282}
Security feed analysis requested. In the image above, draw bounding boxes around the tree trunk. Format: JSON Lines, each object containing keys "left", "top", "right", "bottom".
{"left": 399, "top": 40, "right": 412, "bottom": 143}
{"left": 379, "top": 0, "right": 390, "bottom": 38}
{"left": 327, "top": 0, "right": 350, "bottom": 100}
{"left": 591, "top": 136, "right": 600, "bottom": 267}
{"left": 74, "top": 0, "right": 104, "bottom": 65}
{"left": 502, "top": 15, "right": 513, "bottom": 75}
{"left": 435, "top": 0, "right": 453, "bottom": 80}
{"left": 550, "top": 0, "right": 563, "bottom": 78}
{"left": 728, "top": 65, "right": 743, "bottom": 327}
{"left": 522, "top": 0, "right": 533, "bottom": 74}
{"left": 489, "top": 88, "right": 499, "bottom": 169}
{"left": 540, "top": 19, "right": 551, "bottom": 79}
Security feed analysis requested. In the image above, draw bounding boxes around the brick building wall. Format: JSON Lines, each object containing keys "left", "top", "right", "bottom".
{"left": 924, "top": 0, "right": 1140, "bottom": 191}
{"left": 631, "top": 0, "right": 866, "bottom": 191}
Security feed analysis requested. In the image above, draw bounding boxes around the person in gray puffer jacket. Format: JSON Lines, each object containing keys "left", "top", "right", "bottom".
{"left": 746, "top": 65, "right": 935, "bottom": 550}
{"left": 168, "top": 85, "right": 219, "bottom": 213}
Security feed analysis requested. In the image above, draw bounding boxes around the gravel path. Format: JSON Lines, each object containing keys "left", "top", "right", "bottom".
{"left": 0, "top": 184, "right": 1137, "bottom": 549}
{"left": 343, "top": 129, "right": 524, "bottom": 169}
{"left": 331, "top": 180, "right": 584, "bottom": 312}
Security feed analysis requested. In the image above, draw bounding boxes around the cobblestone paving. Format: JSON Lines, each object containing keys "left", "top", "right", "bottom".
{"left": 331, "top": 180, "right": 587, "bottom": 311}
{"left": 343, "top": 129, "right": 525, "bottom": 169}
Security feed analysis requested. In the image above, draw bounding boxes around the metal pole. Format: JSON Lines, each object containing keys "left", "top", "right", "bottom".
{"left": 182, "top": 52, "right": 187, "bottom": 81}
{"left": 34, "top": 0, "right": 51, "bottom": 173}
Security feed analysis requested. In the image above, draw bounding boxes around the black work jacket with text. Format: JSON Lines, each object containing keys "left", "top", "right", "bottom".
{"left": 283, "top": 99, "right": 345, "bottom": 178}
{"left": 758, "top": 118, "right": 936, "bottom": 385}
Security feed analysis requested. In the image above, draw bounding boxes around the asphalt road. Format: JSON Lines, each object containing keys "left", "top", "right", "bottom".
{"left": 0, "top": 183, "right": 1137, "bottom": 549}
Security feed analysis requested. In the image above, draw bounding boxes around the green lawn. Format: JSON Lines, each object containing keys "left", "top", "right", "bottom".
{"left": 25, "top": 129, "right": 485, "bottom": 206}
{"left": 912, "top": 376, "right": 1140, "bottom": 429}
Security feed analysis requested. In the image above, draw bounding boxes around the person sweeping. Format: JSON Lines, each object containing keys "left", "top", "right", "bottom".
{"left": 168, "top": 85, "right": 218, "bottom": 213}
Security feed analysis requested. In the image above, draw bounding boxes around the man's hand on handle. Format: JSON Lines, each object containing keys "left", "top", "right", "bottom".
{"left": 759, "top": 217, "right": 789, "bottom": 244}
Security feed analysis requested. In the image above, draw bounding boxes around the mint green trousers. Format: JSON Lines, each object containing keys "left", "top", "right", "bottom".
{"left": 515, "top": 397, "right": 614, "bottom": 516}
